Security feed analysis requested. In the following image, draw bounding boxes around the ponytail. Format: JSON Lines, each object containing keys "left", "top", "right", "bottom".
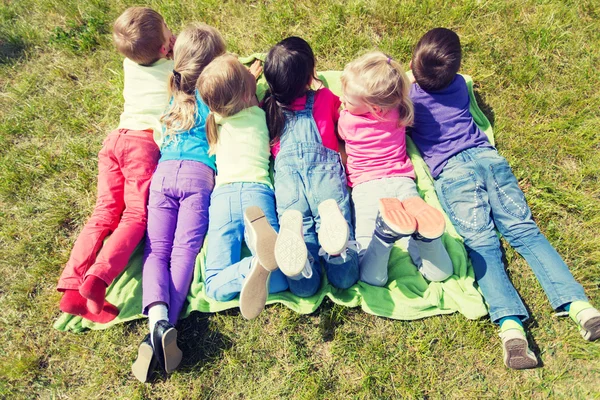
{"left": 263, "top": 92, "right": 286, "bottom": 144}
{"left": 206, "top": 112, "right": 219, "bottom": 155}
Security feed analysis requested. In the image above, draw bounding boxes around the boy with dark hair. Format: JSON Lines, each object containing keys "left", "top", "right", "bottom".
{"left": 56, "top": 7, "right": 175, "bottom": 324}
{"left": 409, "top": 27, "right": 600, "bottom": 370}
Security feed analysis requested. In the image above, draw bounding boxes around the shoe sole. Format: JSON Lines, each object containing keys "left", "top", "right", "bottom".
{"left": 275, "top": 210, "right": 308, "bottom": 277}
{"left": 317, "top": 199, "right": 349, "bottom": 255}
{"left": 503, "top": 338, "right": 538, "bottom": 369}
{"left": 239, "top": 259, "right": 270, "bottom": 320}
{"left": 131, "top": 340, "right": 154, "bottom": 383}
{"left": 581, "top": 315, "right": 600, "bottom": 341}
{"left": 402, "top": 197, "right": 445, "bottom": 239}
{"left": 379, "top": 198, "right": 416, "bottom": 236}
{"left": 161, "top": 327, "right": 183, "bottom": 374}
{"left": 244, "top": 206, "right": 278, "bottom": 272}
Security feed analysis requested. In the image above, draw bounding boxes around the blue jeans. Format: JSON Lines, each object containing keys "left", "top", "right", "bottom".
{"left": 434, "top": 147, "right": 587, "bottom": 323}
{"left": 204, "top": 182, "right": 288, "bottom": 301}
{"left": 275, "top": 144, "right": 359, "bottom": 297}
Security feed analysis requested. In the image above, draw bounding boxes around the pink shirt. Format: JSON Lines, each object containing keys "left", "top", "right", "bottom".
{"left": 338, "top": 108, "right": 415, "bottom": 187}
{"left": 271, "top": 88, "right": 341, "bottom": 157}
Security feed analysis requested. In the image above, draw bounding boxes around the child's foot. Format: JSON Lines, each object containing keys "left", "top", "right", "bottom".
{"left": 152, "top": 320, "right": 182, "bottom": 374}
{"left": 59, "top": 289, "right": 119, "bottom": 323}
{"left": 244, "top": 206, "right": 278, "bottom": 271}
{"left": 374, "top": 198, "right": 416, "bottom": 244}
{"left": 499, "top": 317, "right": 537, "bottom": 370}
{"left": 275, "top": 209, "right": 309, "bottom": 277}
{"left": 79, "top": 275, "right": 108, "bottom": 314}
{"left": 568, "top": 301, "right": 600, "bottom": 341}
{"left": 131, "top": 334, "right": 156, "bottom": 383}
{"left": 239, "top": 257, "right": 271, "bottom": 320}
{"left": 240, "top": 206, "right": 279, "bottom": 319}
{"left": 402, "top": 196, "right": 445, "bottom": 240}
{"left": 317, "top": 199, "right": 349, "bottom": 256}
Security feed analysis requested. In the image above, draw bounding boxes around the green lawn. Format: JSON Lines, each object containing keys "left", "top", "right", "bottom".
{"left": 1, "top": 0, "right": 599, "bottom": 398}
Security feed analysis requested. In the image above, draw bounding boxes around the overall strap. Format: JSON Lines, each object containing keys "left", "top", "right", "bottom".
{"left": 305, "top": 90, "right": 316, "bottom": 112}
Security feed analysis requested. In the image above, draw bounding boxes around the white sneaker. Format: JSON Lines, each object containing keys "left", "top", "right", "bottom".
{"left": 239, "top": 257, "right": 270, "bottom": 320}
{"left": 317, "top": 199, "right": 349, "bottom": 256}
{"left": 244, "top": 206, "right": 278, "bottom": 271}
{"left": 499, "top": 329, "right": 538, "bottom": 370}
{"left": 275, "top": 210, "right": 308, "bottom": 277}
{"left": 574, "top": 307, "right": 600, "bottom": 341}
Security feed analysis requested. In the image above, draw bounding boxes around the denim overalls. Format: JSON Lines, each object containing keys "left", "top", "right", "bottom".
{"left": 273, "top": 91, "right": 359, "bottom": 297}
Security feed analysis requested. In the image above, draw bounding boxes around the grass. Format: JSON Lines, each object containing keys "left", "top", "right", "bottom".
{"left": 1, "top": 0, "right": 599, "bottom": 398}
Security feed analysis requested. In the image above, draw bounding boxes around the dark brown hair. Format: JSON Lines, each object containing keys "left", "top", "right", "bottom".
{"left": 113, "top": 7, "right": 166, "bottom": 66}
{"left": 412, "top": 28, "right": 462, "bottom": 92}
{"left": 262, "top": 37, "right": 318, "bottom": 144}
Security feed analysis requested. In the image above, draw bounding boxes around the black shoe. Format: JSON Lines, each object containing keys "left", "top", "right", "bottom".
{"left": 152, "top": 320, "right": 183, "bottom": 374}
{"left": 131, "top": 334, "right": 156, "bottom": 383}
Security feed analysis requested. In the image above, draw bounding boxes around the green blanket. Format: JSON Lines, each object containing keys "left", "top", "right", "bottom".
{"left": 54, "top": 67, "right": 491, "bottom": 333}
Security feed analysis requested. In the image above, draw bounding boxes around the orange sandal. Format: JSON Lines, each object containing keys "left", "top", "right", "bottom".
{"left": 402, "top": 197, "right": 445, "bottom": 240}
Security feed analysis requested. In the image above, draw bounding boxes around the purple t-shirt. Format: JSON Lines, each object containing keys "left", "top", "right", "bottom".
{"left": 409, "top": 75, "right": 492, "bottom": 178}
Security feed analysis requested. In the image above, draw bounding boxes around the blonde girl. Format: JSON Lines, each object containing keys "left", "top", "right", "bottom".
{"left": 197, "top": 54, "right": 288, "bottom": 320}
{"left": 338, "top": 51, "right": 453, "bottom": 287}
{"left": 132, "top": 23, "right": 225, "bottom": 382}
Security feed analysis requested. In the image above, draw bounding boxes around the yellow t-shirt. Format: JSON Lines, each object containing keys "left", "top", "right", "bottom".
{"left": 117, "top": 58, "right": 174, "bottom": 146}
{"left": 213, "top": 106, "right": 272, "bottom": 189}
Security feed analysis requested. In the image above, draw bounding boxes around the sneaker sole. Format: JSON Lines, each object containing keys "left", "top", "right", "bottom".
{"left": 275, "top": 210, "right": 308, "bottom": 277}
{"left": 239, "top": 260, "right": 270, "bottom": 320}
{"left": 317, "top": 199, "right": 349, "bottom": 255}
{"left": 244, "top": 206, "right": 278, "bottom": 272}
{"left": 162, "top": 327, "right": 183, "bottom": 374}
{"left": 581, "top": 315, "right": 600, "bottom": 341}
{"left": 402, "top": 197, "right": 445, "bottom": 239}
{"left": 503, "top": 338, "right": 538, "bottom": 369}
{"left": 379, "top": 198, "right": 416, "bottom": 236}
{"left": 131, "top": 340, "right": 154, "bottom": 383}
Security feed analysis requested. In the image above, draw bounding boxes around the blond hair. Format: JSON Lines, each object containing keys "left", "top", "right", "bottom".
{"left": 113, "top": 7, "right": 166, "bottom": 66}
{"left": 197, "top": 54, "right": 257, "bottom": 155}
{"left": 341, "top": 51, "right": 414, "bottom": 126}
{"left": 160, "top": 23, "right": 226, "bottom": 142}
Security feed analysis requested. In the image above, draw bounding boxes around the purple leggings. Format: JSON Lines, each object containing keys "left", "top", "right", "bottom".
{"left": 142, "top": 160, "right": 214, "bottom": 324}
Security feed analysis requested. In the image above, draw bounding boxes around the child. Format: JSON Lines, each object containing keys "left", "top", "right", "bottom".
{"left": 263, "top": 37, "right": 359, "bottom": 297}
{"left": 197, "top": 54, "right": 289, "bottom": 320}
{"left": 409, "top": 28, "right": 600, "bottom": 369}
{"left": 338, "top": 51, "right": 453, "bottom": 286}
{"left": 56, "top": 7, "right": 175, "bottom": 323}
{"left": 131, "top": 24, "right": 226, "bottom": 382}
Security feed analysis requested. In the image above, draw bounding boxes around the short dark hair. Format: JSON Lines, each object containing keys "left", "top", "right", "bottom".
{"left": 412, "top": 28, "right": 462, "bottom": 92}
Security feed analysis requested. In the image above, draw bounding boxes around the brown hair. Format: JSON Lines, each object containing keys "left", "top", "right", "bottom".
{"left": 412, "top": 28, "right": 462, "bottom": 92}
{"left": 197, "top": 54, "right": 256, "bottom": 155}
{"left": 160, "top": 23, "right": 226, "bottom": 143}
{"left": 341, "top": 51, "right": 414, "bottom": 126}
{"left": 113, "top": 7, "right": 166, "bottom": 66}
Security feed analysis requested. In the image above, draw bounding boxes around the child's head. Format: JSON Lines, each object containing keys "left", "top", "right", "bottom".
{"left": 263, "top": 36, "right": 318, "bottom": 142}
{"left": 113, "top": 7, "right": 175, "bottom": 66}
{"left": 161, "top": 23, "right": 226, "bottom": 138}
{"left": 341, "top": 51, "right": 413, "bottom": 126}
{"left": 197, "top": 54, "right": 258, "bottom": 154}
{"left": 411, "top": 28, "right": 462, "bottom": 92}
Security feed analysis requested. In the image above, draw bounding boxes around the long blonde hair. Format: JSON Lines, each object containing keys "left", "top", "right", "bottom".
{"left": 197, "top": 54, "right": 257, "bottom": 155}
{"left": 160, "top": 23, "right": 226, "bottom": 142}
{"left": 341, "top": 51, "right": 414, "bottom": 126}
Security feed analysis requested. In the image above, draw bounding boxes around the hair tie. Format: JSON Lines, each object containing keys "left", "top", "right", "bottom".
{"left": 172, "top": 70, "right": 182, "bottom": 89}
{"left": 387, "top": 56, "right": 392, "bottom": 64}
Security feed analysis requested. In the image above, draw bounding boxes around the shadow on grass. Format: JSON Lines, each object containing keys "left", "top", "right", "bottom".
{"left": 473, "top": 89, "right": 495, "bottom": 128}
{"left": 318, "top": 298, "right": 349, "bottom": 342}
{"left": 0, "top": 33, "right": 26, "bottom": 63}
{"left": 176, "top": 311, "right": 233, "bottom": 371}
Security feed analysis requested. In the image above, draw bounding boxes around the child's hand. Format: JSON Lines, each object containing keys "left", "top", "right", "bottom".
{"left": 248, "top": 60, "right": 263, "bottom": 80}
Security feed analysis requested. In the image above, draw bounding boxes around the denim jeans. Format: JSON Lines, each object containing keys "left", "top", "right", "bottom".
{"left": 274, "top": 91, "right": 359, "bottom": 297}
{"left": 434, "top": 146, "right": 587, "bottom": 322}
{"left": 204, "top": 182, "right": 288, "bottom": 301}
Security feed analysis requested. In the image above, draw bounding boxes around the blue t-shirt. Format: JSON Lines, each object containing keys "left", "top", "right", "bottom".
{"left": 409, "top": 75, "right": 492, "bottom": 178}
{"left": 159, "top": 90, "right": 216, "bottom": 170}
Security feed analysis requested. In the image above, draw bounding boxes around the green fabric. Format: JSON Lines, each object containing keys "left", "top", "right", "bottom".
{"left": 54, "top": 67, "right": 490, "bottom": 333}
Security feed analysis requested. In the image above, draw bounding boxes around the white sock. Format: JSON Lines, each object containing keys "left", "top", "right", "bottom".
{"left": 148, "top": 303, "right": 169, "bottom": 343}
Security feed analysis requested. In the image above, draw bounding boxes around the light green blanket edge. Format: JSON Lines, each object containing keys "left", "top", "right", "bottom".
{"left": 54, "top": 62, "right": 491, "bottom": 333}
